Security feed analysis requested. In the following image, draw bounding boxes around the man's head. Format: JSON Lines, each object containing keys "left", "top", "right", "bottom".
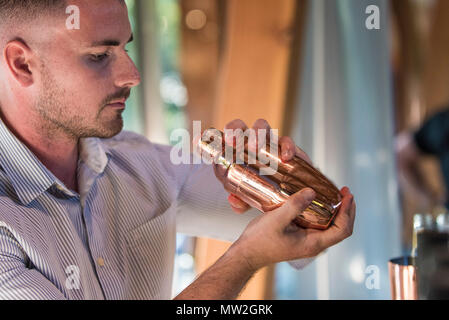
{"left": 0, "top": 0, "right": 140, "bottom": 140}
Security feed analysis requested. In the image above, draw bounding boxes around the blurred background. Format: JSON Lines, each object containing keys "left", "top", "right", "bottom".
{"left": 123, "top": 0, "right": 449, "bottom": 299}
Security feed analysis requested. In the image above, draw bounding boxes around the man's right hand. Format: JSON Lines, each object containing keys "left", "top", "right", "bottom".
{"left": 175, "top": 186, "right": 355, "bottom": 300}
{"left": 228, "top": 187, "right": 356, "bottom": 272}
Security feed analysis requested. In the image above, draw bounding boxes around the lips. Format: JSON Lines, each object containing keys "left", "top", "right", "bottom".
{"left": 105, "top": 98, "right": 127, "bottom": 109}
{"left": 106, "top": 102, "right": 126, "bottom": 109}
{"left": 108, "top": 98, "right": 126, "bottom": 104}
{"left": 106, "top": 103, "right": 126, "bottom": 110}
{"left": 103, "top": 89, "right": 131, "bottom": 109}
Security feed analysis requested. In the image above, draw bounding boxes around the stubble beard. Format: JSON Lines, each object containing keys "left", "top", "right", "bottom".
{"left": 35, "top": 66, "right": 124, "bottom": 141}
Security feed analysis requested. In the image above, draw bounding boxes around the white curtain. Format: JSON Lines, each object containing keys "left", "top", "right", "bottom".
{"left": 276, "top": 0, "right": 402, "bottom": 299}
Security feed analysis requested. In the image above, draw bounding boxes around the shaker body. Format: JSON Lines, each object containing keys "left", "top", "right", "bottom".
{"left": 199, "top": 129, "right": 342, "bottom": 229}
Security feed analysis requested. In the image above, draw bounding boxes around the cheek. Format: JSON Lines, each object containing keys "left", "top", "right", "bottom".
{"left": 61, "top": 68, "right": 110, "bottom": 109}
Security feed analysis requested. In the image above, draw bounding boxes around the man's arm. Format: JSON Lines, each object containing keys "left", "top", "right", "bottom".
{"left": 175, "top": 187, "right": 355, "bottom": 300}
{"left": 0, "top": 228, "right": 67, "bottom": 300}
{"left": 173, "top": 246, "right": 254, "bottom": 300}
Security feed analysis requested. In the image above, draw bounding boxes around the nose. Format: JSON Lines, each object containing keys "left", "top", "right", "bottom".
{"left": 114, "top": 54, "right": 141, "bottom": 88}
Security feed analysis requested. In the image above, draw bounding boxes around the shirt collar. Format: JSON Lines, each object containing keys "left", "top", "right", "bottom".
{"left": 79, "top": 137, "right": 111, "bottom": 174}
{"left": 0, "top": 118, "right": 111, "bottom": 206}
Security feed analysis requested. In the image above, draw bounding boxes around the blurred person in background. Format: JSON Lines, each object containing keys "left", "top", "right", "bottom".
{"left": 396, "top": 108, "right": 449, "bottom": 212}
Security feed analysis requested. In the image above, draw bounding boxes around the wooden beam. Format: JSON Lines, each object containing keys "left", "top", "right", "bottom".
{"left": 180, "top": 0, "right": 221, "bottom": 133}
{"left": 423, "top": 0, "right": 449, "bottom": 113}
{"left": 194, "top": 0, "right": 299, "bottom": 300}
{"left": 212, "top": 0, "right": 297, "bottom": 129}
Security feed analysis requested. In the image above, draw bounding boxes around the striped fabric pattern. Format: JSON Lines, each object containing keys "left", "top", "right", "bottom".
{"left": 0, "top": 119, "right": 311, "bottom": 300}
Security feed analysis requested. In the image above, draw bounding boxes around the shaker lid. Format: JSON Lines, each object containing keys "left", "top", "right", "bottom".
{"left": 197, "top": 128, "right": 232, "bottom": 167}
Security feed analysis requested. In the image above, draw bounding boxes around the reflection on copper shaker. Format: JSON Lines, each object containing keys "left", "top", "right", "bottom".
{"left": 197, "top": 128, "right": 342, "bottom": 229}
{"left": 388, "top": 257, "right": 418, "bottom": 300}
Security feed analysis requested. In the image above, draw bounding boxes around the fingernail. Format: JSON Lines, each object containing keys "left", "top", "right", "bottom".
{"left": 233, "top": 202, "right": 246, "bottom": 209}
{"left": 303, "top": 188, "right": 316, "bottom": 201}
{"left": 281, "top": 149, "right": 288, "bottom": 158}
{"left": 229, "top": 195, "right": 245, "bottom": 208}
{"left": 282, "top": 149, "right": 292, "bottom": 160}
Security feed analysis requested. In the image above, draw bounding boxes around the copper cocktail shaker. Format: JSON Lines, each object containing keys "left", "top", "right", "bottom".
{"left": 197, "top": 128, "right": 342, "bottom": 229}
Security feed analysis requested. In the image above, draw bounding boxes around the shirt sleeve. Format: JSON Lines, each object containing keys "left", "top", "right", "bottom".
{"left": 151, "top": 143, "right": 314, "bottom": 270}
{"left": 414, "top": 109, "right": 449, "bottom": 155}
{"left": 0, "top": 228, "right": 67, "bottom": 300}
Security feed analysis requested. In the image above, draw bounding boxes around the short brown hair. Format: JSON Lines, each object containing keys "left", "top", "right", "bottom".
{"left": 0, "top": 0, "right": 67, "bottom": 26}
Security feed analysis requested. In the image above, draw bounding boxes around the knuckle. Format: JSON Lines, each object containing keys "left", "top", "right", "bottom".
{"left": 253, "top": 118, "right": 270, "bottom": 129}
{"left": 279, "top": 136, "right": 292, "bottom": 149}
{"left": 225, "top": 119, "right": 247, "bottom": 130}
{"left": 280, "top": 135, "right": 293, "bottom": 143}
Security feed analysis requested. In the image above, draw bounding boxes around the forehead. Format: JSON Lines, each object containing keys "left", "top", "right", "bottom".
{"left": 64, "top": 0, "right": 130, "bottom": 46}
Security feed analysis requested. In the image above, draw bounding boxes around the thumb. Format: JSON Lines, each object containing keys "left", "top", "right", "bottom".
{"left": 279, "top": 188, "right": 316, "bottom": 225}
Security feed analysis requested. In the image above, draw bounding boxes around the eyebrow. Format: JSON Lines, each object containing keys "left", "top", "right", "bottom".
{"left": 90, "top": 33, "right": 134, "bottom": 47}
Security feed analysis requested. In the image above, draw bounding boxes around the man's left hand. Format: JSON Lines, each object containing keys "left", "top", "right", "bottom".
{"left": 223, "top": 118, "right": 312, "bottom": 214}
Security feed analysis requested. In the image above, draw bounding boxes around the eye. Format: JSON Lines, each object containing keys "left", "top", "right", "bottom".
{"left": 89, "top": 52, "right": 110, "bottom": 62}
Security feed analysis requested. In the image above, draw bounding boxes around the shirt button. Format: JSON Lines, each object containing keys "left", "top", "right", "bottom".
{"left": 97, "top": 257, "right": 105, "bottom": 267}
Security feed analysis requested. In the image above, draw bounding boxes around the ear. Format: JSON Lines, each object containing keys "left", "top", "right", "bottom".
{"left": 3, "top": 40, "right": 35, "bottom": 87}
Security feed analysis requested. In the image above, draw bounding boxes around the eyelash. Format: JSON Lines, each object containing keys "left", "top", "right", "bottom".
{"left": 89, "top": 49, "right": 130, "bottom": 63}
{"left": 90, "top": 52, "right": 110, "bottom": 62}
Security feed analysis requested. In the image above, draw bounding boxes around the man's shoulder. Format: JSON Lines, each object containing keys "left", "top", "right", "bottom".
{"left": 99, "top": 130, "right": 164, "bottom": 157}
{"left": 98, "top": 130, "right": 177, "bottom": 170}
{"left": 101, "top": 130, "right": 175, "bottom": 156}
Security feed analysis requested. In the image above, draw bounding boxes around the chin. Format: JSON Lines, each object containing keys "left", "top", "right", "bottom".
{"left": 88, "top": 118, "right": 124, "bottom": 139}
{"left": 104, "top": 122, "right": 124, "bottom": 138}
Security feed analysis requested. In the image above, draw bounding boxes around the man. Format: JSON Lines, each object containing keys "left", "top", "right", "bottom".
{"left": 0, "top": 0, "right": 355, "bottom": 300}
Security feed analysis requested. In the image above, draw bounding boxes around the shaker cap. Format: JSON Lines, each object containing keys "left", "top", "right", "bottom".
{"left": 197, "top": 128, "right": 231, "bottom": 167}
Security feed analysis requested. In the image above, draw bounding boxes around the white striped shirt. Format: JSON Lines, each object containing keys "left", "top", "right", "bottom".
{"left": 0, "top": 119, "right": 311, "bottom": 300}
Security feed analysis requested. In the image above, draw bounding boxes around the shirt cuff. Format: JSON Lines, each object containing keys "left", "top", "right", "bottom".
{"left": 287, "top": 256, "right": 316, "bottom": 270}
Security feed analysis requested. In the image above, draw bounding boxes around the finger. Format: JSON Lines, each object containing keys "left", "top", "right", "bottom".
{"left": 225, "top": 119, "right": 249, "bottom": 131}
{"left": 339, "top": 187, "right": 356, "bottom": 222}
{"left": 318, "top": 188, "right": 355, "bottom": 247}
{"left": 192, "top": 129, "right": 204, "bottom": 156}
{"left": 278, "top": 136, "right": 296, "bottom": 162}
{"left": 224, "top": 119, "right": 248, "bottom": 147}
{"left": 230, "top": 205, "right": 250, "bottom": 214}
{"left": 252, "top": 118, "right": 271, "bottom": 131}
{"left": 228, "top": 194, "right": 250, "bottom": 212}
{"left": 279, "top": 188, "right": 316, "bottom": 225}
{"left": 251, "top": 119, "right": 272, "bottom": 154}
{"left": 333, "top": 188, "right": 354, "bottom": 227}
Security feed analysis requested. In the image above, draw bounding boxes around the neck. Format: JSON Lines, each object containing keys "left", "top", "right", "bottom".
{"left": 0, "top": 109, "right": 80, "bottom": 193}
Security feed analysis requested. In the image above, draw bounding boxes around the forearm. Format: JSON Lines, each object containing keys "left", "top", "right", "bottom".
{"left": 174, "top": 246, "right": 257, "bottom": 300}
